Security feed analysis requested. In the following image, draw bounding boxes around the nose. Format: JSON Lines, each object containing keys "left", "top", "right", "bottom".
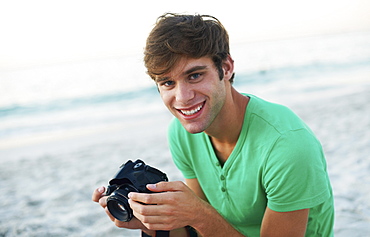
{"left": 175, "top": 82, "right": 195, "bottom": 104}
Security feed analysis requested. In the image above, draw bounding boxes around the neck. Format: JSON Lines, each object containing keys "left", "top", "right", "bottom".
{"left": 205, "top": 88, "right": 249, "bottom": 164}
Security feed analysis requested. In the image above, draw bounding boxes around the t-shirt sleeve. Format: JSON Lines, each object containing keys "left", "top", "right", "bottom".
{"left": 167, "top": 119, "right": 197, "bottom": 179}
{"left": 263, "top": 129, "right": 331, "bottom": 212}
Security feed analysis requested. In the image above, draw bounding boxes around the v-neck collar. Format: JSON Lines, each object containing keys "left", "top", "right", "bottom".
{"left": 205, "top": 94, "right": 253, "bottom": 172}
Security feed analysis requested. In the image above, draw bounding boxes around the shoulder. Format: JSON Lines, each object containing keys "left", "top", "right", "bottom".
{"left": 271, "top": 129, "right": 323, "bottom": 162}
{"left": 263, "top": 128, "right": 327, "bottom": 189}
{"left": 246, "top": 94, "right": 312, "bottom": 135}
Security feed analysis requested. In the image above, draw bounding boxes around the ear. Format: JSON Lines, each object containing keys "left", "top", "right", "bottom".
{"left": 222, "top": 55, "right": 234, "bottom": 82}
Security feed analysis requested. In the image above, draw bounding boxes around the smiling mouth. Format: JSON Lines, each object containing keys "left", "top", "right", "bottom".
{"left": 178, "top": 103, "right": 204, "bottom": 116}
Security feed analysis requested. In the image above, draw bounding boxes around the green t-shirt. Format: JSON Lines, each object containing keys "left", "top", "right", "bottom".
{"left": 168, "top": 94, "right": 334, "bottom": 236}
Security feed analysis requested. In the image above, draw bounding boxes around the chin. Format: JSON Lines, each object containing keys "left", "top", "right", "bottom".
{"left": 180, "top": 123, "right": 204, "bottom": 134}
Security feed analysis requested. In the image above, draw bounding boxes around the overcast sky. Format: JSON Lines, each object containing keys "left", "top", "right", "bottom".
{"left": 1, "top": 0, "right": 369, "bottom": 69}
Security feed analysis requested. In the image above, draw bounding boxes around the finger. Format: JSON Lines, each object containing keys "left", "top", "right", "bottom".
{"left": 105, "top": 207, "right": 116, "bottom": 222}
{"left": 129, "top": 198, "right": 164, "bottom": 215}
{"left": 146, "top": 181, "right": 186, "bottom": 192}
{"left": 105, "top": 205, "right": 147, "bottom": 230}
{"left": 114, "top": 218, "right": 133, "bottom": 228}
{"left": 134, "top": 212, "right": 164, "bottom": 225}
{"left": 132, "top": 206, "right": 167, "bottom": 228}
{"left": 99, "top": 196, "right": 108, "bottom": 208}
{"left": 113, "top": 217, "right": 154, "bottom": 234}
{"left": 92, "top": 186, "right": 106, "bottom": 202}
{"left": 129, "top": 192, "right": 168, "bottom": 205}
{"left": 132, "top": 202, "right": 187, "bottom": 231}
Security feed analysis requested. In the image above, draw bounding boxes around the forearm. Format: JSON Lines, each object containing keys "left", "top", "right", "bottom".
{"left": 191, "top": 201, "right": 245, "bottom": 237}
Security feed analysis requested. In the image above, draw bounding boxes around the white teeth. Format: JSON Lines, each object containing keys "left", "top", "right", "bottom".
{"left": 181, "top": 104, "right": 203, "bottom": 116}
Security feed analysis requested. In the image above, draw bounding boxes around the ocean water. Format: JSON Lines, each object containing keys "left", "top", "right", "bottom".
{"left": 0, "top": 31, "right": 369, "bottom": 236}
{"left": 1, "top": 31, "right": 369, "bottom": 150}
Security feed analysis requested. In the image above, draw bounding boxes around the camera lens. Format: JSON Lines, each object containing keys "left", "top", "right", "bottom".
{"left": 107, "top": 195, "right": 130, "bottom": 221}
{"left": 106, "top": 184, "right": 137, "bottom": 222}
{"left": 117, "top": 203, "right": 126, "bottom": 212}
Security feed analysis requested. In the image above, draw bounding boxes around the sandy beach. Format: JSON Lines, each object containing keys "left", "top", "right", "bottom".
{"left": 1, "top": 30, "right": 370, "bottom": 236}
{"left": 291, "top": 88, "right": 370, "bottom": 235}
{"left": 0, "top": 86, "right": 369, "bottom": 236}
{"left": 0, "top": 109, "right": 177, "bottom": 237}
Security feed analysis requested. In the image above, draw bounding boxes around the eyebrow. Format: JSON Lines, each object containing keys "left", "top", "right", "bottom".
{"left": 155, "top": 77, "right": 170, "bottom": 83}
{"left": 184, "top": 65, "right": 208, "bottom": 75}
{"left": 156, "top": 65, "right": 208, "bottom": 83}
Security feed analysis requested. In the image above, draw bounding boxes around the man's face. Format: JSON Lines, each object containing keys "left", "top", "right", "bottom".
{"left": 155, "top": 56, "right": 228, "bottom": 134}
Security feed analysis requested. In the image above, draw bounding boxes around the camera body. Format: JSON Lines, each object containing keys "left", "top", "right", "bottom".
{"left": 106, "top": 159, "right": 168, "bottom": 222}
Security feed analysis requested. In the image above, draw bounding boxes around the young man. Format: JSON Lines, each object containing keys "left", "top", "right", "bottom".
{"left": 92, "top": 13, "right": 334, "bottom": 236}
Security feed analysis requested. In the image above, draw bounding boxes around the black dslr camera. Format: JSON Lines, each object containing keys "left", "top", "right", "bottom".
{"left": 106, "top": 159, "right": 168, "bottom": 222}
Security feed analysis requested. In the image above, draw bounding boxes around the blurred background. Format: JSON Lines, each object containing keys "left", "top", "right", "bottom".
{"left": 0, "top": 0, "right": 369, "bottom": 236}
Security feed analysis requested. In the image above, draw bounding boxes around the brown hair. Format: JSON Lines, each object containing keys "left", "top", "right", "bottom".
{"left": 144, "top": 13, "right": 234, "bottom": 82}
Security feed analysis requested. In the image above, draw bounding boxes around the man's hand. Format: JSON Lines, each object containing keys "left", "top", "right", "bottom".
{"left": 92, "top": 181, "right": 244, "bottom": 236}
{"left": 128, "top": 181, "right": 205, "bottom": 231}
{"left": 91, "top": 186, "right": 155, "bottom": 235}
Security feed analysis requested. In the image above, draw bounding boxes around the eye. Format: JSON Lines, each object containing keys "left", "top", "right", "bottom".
{"left": 189, "top": 73, "right": 201, "bottom": 80}
{"left": 160, "top": 80, "right": 175, "bottom": 87}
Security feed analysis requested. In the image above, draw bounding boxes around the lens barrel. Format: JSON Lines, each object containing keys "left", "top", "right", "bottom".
{"left": 106, "top": 188, "right": 133, "bottom": 222}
